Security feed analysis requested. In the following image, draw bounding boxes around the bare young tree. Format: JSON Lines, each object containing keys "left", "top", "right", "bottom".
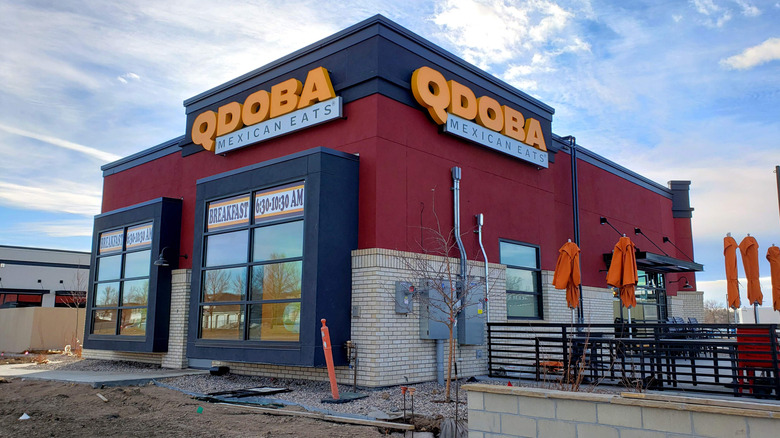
{"left": 396, "top": 190, "right": 494, "bottom": 402}
{"left": 60, "top": 267, "right": 88, "bottom": 355}
{"left": 703, "top": 299, "right": 730, "bottom": 323}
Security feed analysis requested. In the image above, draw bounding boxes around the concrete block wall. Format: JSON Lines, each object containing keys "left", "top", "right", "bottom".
{"left": 466, "top": 384, "right": 780, "bottom": 438}
{"left": 162, "top": 269, "right": 191, "bottom": 369}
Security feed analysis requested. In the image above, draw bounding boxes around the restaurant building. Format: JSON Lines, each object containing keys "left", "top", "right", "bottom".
{"left": 82, "top": 15, "right": 703, "bottom": 386}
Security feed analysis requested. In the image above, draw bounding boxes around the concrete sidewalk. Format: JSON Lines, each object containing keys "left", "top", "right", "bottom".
{"left": 0, "top": 363, "right": 207, "bottom": 388}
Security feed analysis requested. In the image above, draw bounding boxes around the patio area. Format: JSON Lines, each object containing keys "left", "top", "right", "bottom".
{"left": 487, "top": 321, "right": 780, "bottom": 399}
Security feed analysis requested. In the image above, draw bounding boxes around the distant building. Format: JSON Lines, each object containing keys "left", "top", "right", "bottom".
{"left": 0, "top": 245, "right": 89, "bottom": 352}
{"left": 738, "top": 307, "right": 780, "bottom": 324}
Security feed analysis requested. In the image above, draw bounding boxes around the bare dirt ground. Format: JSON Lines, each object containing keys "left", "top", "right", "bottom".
{"left": 0, "top": 378, "right": 395, "bottom": 437}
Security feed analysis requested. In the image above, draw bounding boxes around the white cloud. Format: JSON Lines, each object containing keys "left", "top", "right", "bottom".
{"left": 698, "top": 276, "right": 774, "bottom": 306}
{"left": 735, "top": 0, "right": 761, "bottom": 16}
{"left": 0, "top": 123, "right": 121, "bottom": 163}
{"left": 720, "top": 37, "right": 780, "bottom": 70}
{"left": 692, "top": 0, "right": 720, "bottom": 15}
{"left": 0, "top": 180, "right": 101, "bottom": 216}
{"left": 689, "top": 0, "right": 732, "bottom": 26}
{"left": 117, "top": 72, "right": 141, "bottom": 84}
{"left": 15, "top": 220, "right": 94, "bottom": 238}
{"left": 432, "top": 0, "right": 588, "bottom": 72}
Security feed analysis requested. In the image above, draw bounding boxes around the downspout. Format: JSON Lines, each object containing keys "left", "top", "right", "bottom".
{"left": 563, "top": 136, "right": 584, "bottom": 324}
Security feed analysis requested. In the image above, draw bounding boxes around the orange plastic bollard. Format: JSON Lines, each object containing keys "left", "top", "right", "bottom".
{"left": 320, "top": 319, "right": 339, "bottom": 400}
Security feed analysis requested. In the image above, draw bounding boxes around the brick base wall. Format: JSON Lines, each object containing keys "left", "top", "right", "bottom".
{"left": 671, "top": 290, "right": 704, "bottom": 321}
{"left": 82, "top": 349, "right": 163, "bottom": 364}
{"left": 161, "top": 269, "right": 191, "bottom": 369}
{"left": 348, "top": 248, "right": 503, "bottom": 386}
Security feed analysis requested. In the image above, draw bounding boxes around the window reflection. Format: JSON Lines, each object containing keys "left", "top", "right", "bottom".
{"left": 253, "top": 221, "right": 303, "bottom": 262}
{"left": 200, "top": 305, "right": 243, "bottom": 339}
{"left": 507, "top": 293, "right": 537, "bottom": 318}
{"left": 501, "top": 241, "right": 541, "bottom": 319}
{"left": 92, "top": 309, "right": 117, "bottom": 335}
{"left": 124, "top": 250, "right": 150, "bottom": 278}
{"left": 506, "top": 268, "right": 536, "bottom": 293}
{"left": 499, "top": 242, "right": 537, "bottom": 269}
{"left": 206, "top": 231, "right": 248, "bottom": 267}
{"left": 95, "top": 282, "right": 119, "bottom": 307}
{"left": 122, "top": 279, "right": 149, "bottom": 306}
{"left": 119, "top": 308, "right": 147, "bottom": 336}
{"left": 202, "top": 267, "right": 246, "bottom": 302}
{"left": 97, "top": 255, "right": 122, "bottom": 282}
{"left": 255, "top": 302, "right": 300, "bottom": 341}
{"left": 250, "top": 262, "right": 302, "bottom": 301}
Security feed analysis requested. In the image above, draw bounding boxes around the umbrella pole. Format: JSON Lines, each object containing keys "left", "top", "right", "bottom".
{"left": 627, "top": 307, "right": 633, "bottom": 339}
{"left": 754, "top": 302, "right": 759, "bottom": 323}
{"left": 571, "top": 308, "right": 575, "bottom": 325}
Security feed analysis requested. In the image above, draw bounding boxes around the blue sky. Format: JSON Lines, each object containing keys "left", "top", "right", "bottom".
{"left": 1, "top": 0, "right": 778, "bottom": 307}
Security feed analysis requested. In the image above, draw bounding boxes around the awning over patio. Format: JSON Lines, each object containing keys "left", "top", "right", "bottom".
{"left": 603, "top": 250, "right": 703, "bottom": 273}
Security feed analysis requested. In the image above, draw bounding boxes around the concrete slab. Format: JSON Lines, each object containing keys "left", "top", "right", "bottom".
{"left": 0, "top": 363, "right": 207, "bottom": 388}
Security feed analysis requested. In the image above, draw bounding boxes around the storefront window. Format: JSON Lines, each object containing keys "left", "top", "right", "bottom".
{"left": 91, "top": 223, "right": 153, "bottom": 336}
{"left": 500, "top": 240, "right": 542, "bottom": 319}
{"left": 198, "top": 182, "right": 305, "bottom": 342}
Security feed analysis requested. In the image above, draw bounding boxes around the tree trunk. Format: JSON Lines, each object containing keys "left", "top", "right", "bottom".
{"left": 445, "top": 323, "right": 454, "bottom": 401}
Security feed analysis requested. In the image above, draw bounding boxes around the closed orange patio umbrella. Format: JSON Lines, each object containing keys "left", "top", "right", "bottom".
{"left": 553, "top": 241, "right": 581, "bottom": 322}
{"left": 724, "top": 235, "right": 740, "bottom": 311}
{"left": 606, "top": 236, "right": 638, "bottom": 321}
{"left": 767, "top": 245, "right": 780, "bottom": 312}
{"left": 739, "top": 235, "right": 763, "bottom": 322}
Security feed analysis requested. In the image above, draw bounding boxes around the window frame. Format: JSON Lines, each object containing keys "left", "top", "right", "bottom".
{"left": 83, "top": 197, "right": 182, "bottom": 353}
{"left": 91, "top": 224, "right": 152, "bottom": 337}
{"left": 500, "top": 239, "right": 543, "bottom": 320}
{"left": 186, "top": 148, "right": 359, "bottom": 368}
{"left": 197, "top": 185, "right": 305, "bottom": 344}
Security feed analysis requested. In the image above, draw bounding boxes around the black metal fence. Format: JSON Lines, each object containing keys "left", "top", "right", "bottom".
{"left": 487, "top": 322, "right": 780, "bottom": 399}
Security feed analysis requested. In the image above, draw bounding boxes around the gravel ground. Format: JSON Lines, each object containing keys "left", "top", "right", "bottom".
{"left": 160, "top": 373, "right": 470, "bottom": 421}
{"left": 34, "top": 355, "right": 472, "bottom": 423}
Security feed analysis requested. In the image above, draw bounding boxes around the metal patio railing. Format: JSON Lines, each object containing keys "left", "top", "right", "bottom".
{"left": 487, "top": 322, "right": 780, "bottom": 399}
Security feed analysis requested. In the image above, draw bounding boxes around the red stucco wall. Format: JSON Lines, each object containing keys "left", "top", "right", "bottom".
{"left": 102, "top": 94, "right": 694, "bottom": 290}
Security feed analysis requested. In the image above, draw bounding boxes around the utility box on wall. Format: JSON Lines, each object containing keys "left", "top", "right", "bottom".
{"left": 394, "top": 281, "right": 414, "bottom": 314}
{"left": 457, "top": 282, "right": 485, "bottom": 345}
{"left": 419, "top": 281, "right": 450, "bottom": 340}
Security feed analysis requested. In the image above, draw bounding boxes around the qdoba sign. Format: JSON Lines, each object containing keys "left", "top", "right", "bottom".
{"left": 190, "top": 67, "right": 342, "bottom": 154}
{"left": 411, "top": 66, "right": 549, "bottom": 168}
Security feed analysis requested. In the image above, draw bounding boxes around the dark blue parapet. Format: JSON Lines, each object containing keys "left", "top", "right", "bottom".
{"left": 187, "top": 147, "right": 359, "bottom": 367}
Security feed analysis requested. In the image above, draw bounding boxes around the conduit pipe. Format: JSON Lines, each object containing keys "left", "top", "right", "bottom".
{"left": 452, "top": 167, "right": 467, "bottom": 281}
{"left": 476, "top": 214, "right": 489, "bottom": 322}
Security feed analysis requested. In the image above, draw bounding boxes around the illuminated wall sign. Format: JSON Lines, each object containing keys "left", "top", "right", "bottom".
{"left": 99, "top": 229, "right": 124, "bottom": 254}
{"left": 126, "top": 223, "right": 153, "bottom": 250}
{"left": 254, "top": 182, "right": 305, "bottom": 224}
{"left": 444, "top": 114, "right": 548, "bottom": 167}
{"left": 215, "top": 98, "right": 341, "bottom": 154}
{"left": 191, "top": 67, "right": 341, "bottom": 154}
{"left": 411, "top": 66, "right": 549, "bottom": 168}
{"left": 207, "top": 195, "right": 250, "bottom": 231}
